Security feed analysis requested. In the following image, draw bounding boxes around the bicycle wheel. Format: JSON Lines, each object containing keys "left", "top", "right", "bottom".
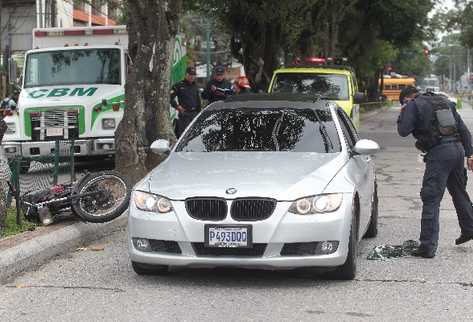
{"left": 72, "top": 171, "right": 130, "bottom": 223}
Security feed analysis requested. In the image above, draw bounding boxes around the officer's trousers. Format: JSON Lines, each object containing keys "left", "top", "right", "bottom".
{"left": 175, "top": 111, "right": 198, "bottom": 138}
{"left": 420, "top": 142, "right": 473, "bottom": 252}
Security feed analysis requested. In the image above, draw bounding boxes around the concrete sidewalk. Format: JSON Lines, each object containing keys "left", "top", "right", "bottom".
{"left": 0, "top": 212, "right": 127, "bottom": 284}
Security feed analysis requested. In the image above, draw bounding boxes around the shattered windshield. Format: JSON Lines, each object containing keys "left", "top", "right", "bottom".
{"left": 176, "top": 108, "right": 341, "bottom": 153}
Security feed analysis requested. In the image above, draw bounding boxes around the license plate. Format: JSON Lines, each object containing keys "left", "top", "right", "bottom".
{"left": 46, "top": 127, "right": 63, "bottom": 137}
{"left": 205, "top": 225, "right": 252, "bottom": 248}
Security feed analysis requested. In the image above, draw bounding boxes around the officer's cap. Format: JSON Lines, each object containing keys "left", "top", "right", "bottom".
{"left": 214, "top": 65, "right": 225, "bottom": 75}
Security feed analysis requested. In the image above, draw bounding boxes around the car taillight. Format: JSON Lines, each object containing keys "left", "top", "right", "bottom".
{"left": 3, "top": 110, "right": 13, "bottom": 116}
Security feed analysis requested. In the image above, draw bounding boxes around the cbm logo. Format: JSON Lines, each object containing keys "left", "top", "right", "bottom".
{"left": 28, "top": 87, "right": 98, "bottom": 99}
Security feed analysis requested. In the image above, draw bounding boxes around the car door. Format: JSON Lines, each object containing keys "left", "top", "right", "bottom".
{"left": 337, "top": 108, "right": 374, "bottom": 233}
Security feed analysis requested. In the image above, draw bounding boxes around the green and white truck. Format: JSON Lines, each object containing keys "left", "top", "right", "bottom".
{"left": 2, "top": 25, "right": 186, "bottom": 170}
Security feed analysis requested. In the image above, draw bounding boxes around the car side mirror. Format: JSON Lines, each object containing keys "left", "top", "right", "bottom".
{"left": 354, "top": 92, "right": 365, "bottom": 104}
{"left": 150, "top": 139, "right": 171, "bottom": 154}
{"left": 353, "top": 139, "right": 380, "bottom": 155}
{"left": 8, "top": 58, "right": 17, "bottom": 85}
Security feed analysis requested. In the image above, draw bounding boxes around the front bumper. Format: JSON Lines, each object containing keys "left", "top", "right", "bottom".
{"left": 1, "top": 138, "right": 115, "bottom": 158}
{"left": 128, "top": 196, "right": 353, "bottom": 269}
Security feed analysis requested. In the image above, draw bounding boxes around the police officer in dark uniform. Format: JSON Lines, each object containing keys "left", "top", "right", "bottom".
{"left": 170, "top": 67, "right": 201, "bottom": 138}
{"left": 201, "top": 65, "right": 233, "bottom": 104}
{"left": 397, "top": 86, "right": 473, "bottom": 258}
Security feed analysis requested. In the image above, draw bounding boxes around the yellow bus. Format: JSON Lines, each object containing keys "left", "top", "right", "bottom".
{"left": 380, "top": 77, "right": 416, "bottom": 102}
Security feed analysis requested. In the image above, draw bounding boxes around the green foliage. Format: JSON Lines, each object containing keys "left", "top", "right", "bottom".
{"left": 394, "top": 42, "right": 432, "bottom": 77}
{"left": 1, "top": 208, "right": 36, "bottom": 238}
{"left": 185, "top": 0, "right": 434, "bottom": 95}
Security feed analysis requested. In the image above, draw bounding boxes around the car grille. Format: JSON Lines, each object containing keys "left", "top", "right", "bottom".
{"left": 185, "top": 198, "right": 228, "bottom": 221}
{"left": 31, "top": 109, "right": 79, "bottom": 141}
{"left": 192, "top": 243, "right": 267, "bottom": 257}
{"left": 230, "top": 198, "right": 276, "bottom": 221}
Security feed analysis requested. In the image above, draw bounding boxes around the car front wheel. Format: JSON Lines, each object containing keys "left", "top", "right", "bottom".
{"left": 364, "top": 182, "right": 378, "bottom": 238}
{"left": 326, "top": 211, "right": 358, "bottom": 280}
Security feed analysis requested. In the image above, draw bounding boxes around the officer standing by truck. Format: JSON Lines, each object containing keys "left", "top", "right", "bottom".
{"left": 397, "top": 86, "right": 473, "bottom": 258}
{"left": 202, "top": 65, "right": 233, "bottom": 104}
{"left": 170, "top": 67, "right": 201, "bottom": 138}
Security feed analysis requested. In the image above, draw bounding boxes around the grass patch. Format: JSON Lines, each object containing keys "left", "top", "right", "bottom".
{"left": 1, "top": 208, "right": 37, "bottom": 238}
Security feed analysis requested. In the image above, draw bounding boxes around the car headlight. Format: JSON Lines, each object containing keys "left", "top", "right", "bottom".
{"left": 133, "top": 191, "right": 173, "bottom": 213}
{"left": 288, "top": 193, "right": 343, "bottom": 214}
{"left": 102, "top": 118, "right": 116, "bottom": 129}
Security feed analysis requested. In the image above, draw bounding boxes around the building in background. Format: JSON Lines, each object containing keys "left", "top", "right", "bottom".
{"left": 0, "top": 0, "right": 122, "bottom": 95}
{"left": 1, "top": 0, "right": 122, "bottom": 56}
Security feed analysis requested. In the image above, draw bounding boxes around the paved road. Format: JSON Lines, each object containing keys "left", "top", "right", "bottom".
{"left": 2, "top": 103, "right": 473, "bottom": 321}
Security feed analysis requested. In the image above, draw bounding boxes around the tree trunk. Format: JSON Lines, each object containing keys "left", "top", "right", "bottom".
{"left": 367, "top": 68, "right": 382, "bottom": 101}
{"left": 115, "top": 0, "right": 181, "bottom": 185}
{"left": 0, "top": 117, "right": 8, "bottom": 233}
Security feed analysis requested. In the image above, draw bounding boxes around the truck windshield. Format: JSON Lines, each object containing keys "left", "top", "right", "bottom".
{"left": 24, "top": 48, "right": 121, "bottom": 88}
{"left": 271, "top": 73, "right": 349, "bottom": 100}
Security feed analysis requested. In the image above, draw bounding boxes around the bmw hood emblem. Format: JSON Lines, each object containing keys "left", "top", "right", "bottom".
{"left": 226, "top": 188, "right": 237, "bottom": 195}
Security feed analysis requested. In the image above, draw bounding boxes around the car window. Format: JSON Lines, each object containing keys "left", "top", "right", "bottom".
{"left": 271, "top": 73, "right": 349, "bottom": 100}
{"left": 352, "top": 73, "right": 359, "bottom": 93}
{"left": 337, "top": 109, "right": 357, "bottom": 148}
{"left": 342, "top": 108, "right": 359, "bottom": 141}
{"left": 176, "top": 108, "right": 342, "bottom": 153}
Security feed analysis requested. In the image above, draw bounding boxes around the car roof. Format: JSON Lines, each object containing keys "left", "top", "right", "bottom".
{"left": 206, "top": 93, "right": 334, "bottom": 111}
{"left": 273, "top": 66, "right": 353, "bottom": 76}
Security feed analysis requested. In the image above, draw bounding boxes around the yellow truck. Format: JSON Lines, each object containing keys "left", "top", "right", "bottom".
{"left": 268, "top": 59, "right": 364, "bottom": 128}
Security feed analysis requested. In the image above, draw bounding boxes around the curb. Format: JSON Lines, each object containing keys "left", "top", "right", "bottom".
{"left": 361, "top": 105, "right": 390, "bottom": 121}
{"left": 0, "top": 212, "right": 128, "bottom": 284}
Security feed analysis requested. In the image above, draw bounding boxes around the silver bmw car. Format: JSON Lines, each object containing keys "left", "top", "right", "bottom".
{"left": 128, "top": 94, "right": 380, "bottom": 280}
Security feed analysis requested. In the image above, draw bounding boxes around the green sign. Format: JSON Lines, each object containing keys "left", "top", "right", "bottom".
{"left": 28, "top": 87, "right": 98, "bottom": 99}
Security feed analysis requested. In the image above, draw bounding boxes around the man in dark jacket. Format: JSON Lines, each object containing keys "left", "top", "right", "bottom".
{"left": 170, "top": 67, "right": 201, "bottom": 138}
{"left": 201, "top": 65, "right": 233, "bottom": 104}
{"left": 397, "top": 86, "right": 473, "bottom": 258}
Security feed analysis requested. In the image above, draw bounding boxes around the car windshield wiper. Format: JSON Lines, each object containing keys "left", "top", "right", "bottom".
{"left": 271, "top": 112, "right": 285, "bottom": 151}
{"left": 310, "top": 93, "right": 332, "bottom": 100}
{"left": 311, "top": 100, "right": 334, "bottom": 153}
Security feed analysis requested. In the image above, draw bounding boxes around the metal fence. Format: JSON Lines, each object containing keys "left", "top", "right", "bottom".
{"left": 2, "top": 139, "right": 77, "bottom": 225}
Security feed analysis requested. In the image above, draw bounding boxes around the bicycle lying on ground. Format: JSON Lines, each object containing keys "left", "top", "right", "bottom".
{"left": 9, "top": 171, "right": 131, "bottom": 225}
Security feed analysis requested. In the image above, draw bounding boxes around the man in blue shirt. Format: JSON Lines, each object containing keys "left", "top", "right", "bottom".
{"left": 397, "top": 86, "right": 473, "bottom": 258}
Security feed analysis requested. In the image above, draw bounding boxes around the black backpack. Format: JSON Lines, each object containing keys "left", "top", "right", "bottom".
{"left": 414, "top": 93, "right": 458, "bottom": 152}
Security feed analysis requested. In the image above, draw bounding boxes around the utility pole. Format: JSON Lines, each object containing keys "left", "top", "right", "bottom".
{"left": 466, "top": 47, "right": 471, "bottom": 91}
{"left": 0, "top": 0, "right": 3, "bottom": 69}
{"left": 204, "top": 19, "right": 212, "bottom": 81}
